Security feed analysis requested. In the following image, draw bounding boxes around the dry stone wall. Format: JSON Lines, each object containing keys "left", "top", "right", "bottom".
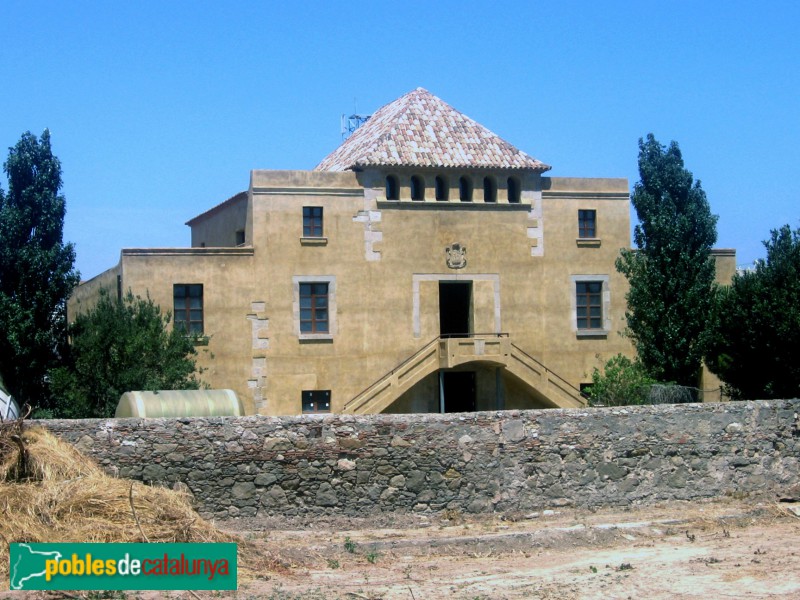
{"left": 40, "top": 400, "right": 800, "bottom": 520}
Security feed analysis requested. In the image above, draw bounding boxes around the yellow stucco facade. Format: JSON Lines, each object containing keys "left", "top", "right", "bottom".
{"left": 69, "top": 88, "right": 735, "bottom": 415}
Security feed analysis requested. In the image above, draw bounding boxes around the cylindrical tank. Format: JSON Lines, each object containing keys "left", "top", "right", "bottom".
{"left": 1, "top": 389, "right": 19, "bottom": 421}
{"left": 0, "top": 375, "right": 19, "bottom": 421}
{"left": 114, "top": 389, "right": 244, "bottom": 418}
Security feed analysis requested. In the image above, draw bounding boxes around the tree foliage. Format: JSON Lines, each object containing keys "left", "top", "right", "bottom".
{"left": 585, "top": 354, "right": 658, "bottom": 406}
{"left": 0, "top": 130, "right": 80, "bottom": 408}
{"left": 705, "top": 225, "right": 800, "bottom": 400}
{"left": 616, "top": 134, "right": 718, "bottom": 387}
{"left": 49, "top": 290, "right": 202, "bottom": 418}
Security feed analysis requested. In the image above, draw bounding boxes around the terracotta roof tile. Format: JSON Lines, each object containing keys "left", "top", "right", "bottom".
{"left": 315, "top": 88, "right": 550, "bottom": 172}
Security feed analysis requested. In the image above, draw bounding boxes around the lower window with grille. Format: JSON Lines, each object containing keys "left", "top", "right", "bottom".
{"left": 302, "top": 390, "right": 331, "bottom": 413}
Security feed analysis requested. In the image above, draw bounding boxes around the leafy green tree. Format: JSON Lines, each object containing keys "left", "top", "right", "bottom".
{"left": 49, "top": 290, "right": 202, "bottom": 418}
{"left": 705, "top": 225, "right": 800, "bottom": 399}
{"left": 616, "top": 134, "right": 718, "bottom": 388}
{"left": 585, "top": 354, "right": 658, "bottom": 406}
{"left": 0, "top": 130, "right": 80, "bottom": 408}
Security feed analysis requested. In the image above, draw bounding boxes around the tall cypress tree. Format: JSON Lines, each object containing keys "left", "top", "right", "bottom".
{"left": 616, "top": 134, "right": 718, "bottom": 388}
{"left": 0, "top": 130, "right": 80, "bottom": 408}
{"left": 705, "top": 225, "right": 800, "bottom": 399}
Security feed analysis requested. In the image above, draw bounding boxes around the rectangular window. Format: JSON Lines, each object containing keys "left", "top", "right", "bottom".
{"left": 302, "top": 390, "right": 331, "bottom": 413}
{"left": 578, "top": 209, "right": 596, "bottom": 238}
{"left": 174, "top": 284, "right": 203, "bottom": 334}
{"left": 299, "top": 282, "right": 329, "bottom": 333}
{"left": 576, "top": 281, "right": 603, "bottom": 330}
{"left": 303, "top": 206, "right": 323, "bottom": 237}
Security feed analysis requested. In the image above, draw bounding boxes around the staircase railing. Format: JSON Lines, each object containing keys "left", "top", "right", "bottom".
{"left": 508, "top": 342, "right": 587, "bottom": 407}
{"left": 343, "top": 336, "right": 442, "bottom": 413}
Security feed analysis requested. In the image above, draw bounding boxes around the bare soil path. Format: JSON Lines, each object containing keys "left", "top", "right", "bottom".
{"left": 227, "top": 497, "right": 800, "bottom": 599}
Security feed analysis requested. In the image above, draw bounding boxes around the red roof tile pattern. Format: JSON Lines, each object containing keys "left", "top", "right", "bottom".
{"left": 315, "top": 88, "right": 550, "bottom": 172}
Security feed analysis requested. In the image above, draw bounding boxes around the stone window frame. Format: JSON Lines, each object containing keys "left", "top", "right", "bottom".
{"left": 412, "top": 273, "right": 501, "bottom": 338}
{"left": 293, "top": 275, "right": 337, "bottom": 341}
{"left": 570, "top": 275, "right": 610, "bottom": 338}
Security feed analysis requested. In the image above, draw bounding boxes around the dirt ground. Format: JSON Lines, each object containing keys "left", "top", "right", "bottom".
{"left": 5, "top": 497, "right": 800, "bottom": 599}
{"left": 232, "top": 496, "right": 800, "bottom": 599}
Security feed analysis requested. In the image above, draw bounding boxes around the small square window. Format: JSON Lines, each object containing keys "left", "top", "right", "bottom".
{"left": 302, "top": 390, "right": 331, "bottom": 413}
{"left": 174, "top": 284, "right": 203, "bottom": 334}
{"left": 578, "top": 209, "right": 596, "bottom": 238}
{"left": 235, "top": 230, "right": 245, "bottom": 245}
{"left": 303, "top": 207, "right": 323, "bottom": 237}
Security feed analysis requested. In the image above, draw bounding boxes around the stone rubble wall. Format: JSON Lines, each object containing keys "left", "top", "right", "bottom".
{"left": 39, "top": 400, "right": 800, "bottom": 520}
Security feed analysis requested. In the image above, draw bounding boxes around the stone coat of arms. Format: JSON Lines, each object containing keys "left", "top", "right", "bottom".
{"left": 446, "top": 243, "right": 467, "bottom": 269}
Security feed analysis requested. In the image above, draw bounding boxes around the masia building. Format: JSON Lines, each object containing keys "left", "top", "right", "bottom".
{"left": 70, "top": 88, "right": 735, "bottom": 415}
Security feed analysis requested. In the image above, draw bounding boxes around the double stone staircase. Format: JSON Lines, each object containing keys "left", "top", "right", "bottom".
{"left": 342, "top": 334, "right": 587, "bottom": 414}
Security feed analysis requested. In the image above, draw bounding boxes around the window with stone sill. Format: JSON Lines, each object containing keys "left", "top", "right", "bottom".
{"left": 576, "top": 281, "right": 602, "bottom": 330}
{"left": 293, "top": 275, "right": 336, "bottom": 340}
{"left": 571, "top": 275, "right": 610, "bottom": 337}
{"left": 300, "top": 282, "right": 329, "bottom": 334}
{"left": 173, "top": 283, "right": 203, "bottom": 334}
{"left": 578, "top": 209, "right": 597, "bottom": 239}
{"left": 303, "top": 206, "right": 323, "bottom": 237}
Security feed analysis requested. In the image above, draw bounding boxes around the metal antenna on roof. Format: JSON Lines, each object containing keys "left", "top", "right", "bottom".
{"left": 341, "top": 98, "right": 371, "bottom": 140}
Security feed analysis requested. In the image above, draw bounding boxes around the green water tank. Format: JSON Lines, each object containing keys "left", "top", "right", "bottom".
{"left": 114, "top": 389, "right": 244, "bottom": 418}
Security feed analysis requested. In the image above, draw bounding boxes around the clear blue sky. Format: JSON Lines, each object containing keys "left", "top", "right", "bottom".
{"left": 2, "top": 1, "right": 798, "bottom": 279}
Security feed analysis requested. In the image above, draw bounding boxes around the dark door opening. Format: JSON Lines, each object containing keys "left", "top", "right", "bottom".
{"left": 439, "top": 281, "right": 472, "bottom": 338}
{"left": 441, "top": 371, "right": 476, "bottom": 413}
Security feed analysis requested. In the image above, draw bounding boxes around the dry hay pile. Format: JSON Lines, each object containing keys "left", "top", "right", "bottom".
{"left": 0, "top": 419, "right": 280, "bottom": 589}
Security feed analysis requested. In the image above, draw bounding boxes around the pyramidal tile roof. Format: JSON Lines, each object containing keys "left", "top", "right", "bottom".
{"left": 315, "top": 88, "right": 550, "bottom": 172}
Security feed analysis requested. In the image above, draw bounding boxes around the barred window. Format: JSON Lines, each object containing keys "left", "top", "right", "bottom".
{"left": 302, "top": 390, "right": 331, "bottom": 413}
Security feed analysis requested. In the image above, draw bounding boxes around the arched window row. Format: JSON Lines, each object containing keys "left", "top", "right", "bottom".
{"left": 385, "top": 174, "right": 523, "bottom": 204}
